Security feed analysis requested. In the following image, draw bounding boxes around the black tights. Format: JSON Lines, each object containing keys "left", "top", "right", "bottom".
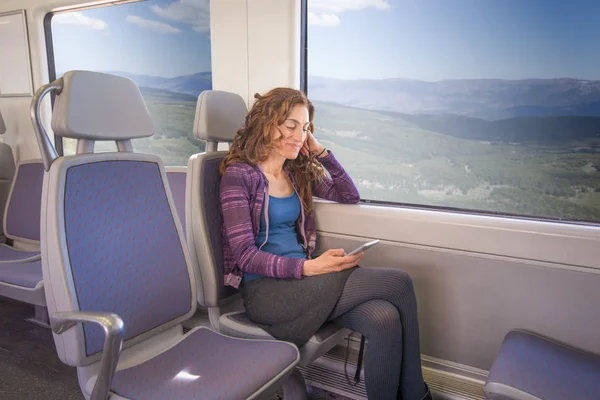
{"left": 327, "top": 267, "right": 426, "bottom": 400}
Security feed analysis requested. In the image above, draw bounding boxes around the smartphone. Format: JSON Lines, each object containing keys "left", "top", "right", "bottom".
{"left": 346, "top": 239, "right": 380, "bottom": 256}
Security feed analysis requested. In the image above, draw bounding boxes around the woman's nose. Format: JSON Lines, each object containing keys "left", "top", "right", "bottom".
{"left": 293, "top": 127, "right": 306, "bottom": 140}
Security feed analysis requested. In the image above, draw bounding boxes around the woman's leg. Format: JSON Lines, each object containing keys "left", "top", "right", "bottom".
{"left": 332, "top": 299, "right": 403, "bottom": 400}
{"left": 328, "top": 267, "right": 426, "bottom": 400}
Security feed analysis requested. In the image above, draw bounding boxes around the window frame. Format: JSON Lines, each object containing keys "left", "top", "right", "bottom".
{"left": 300, "top": 1, "right": 599, "bottom": 227}
{"left": 300, "top": 0, "right": 308, "bottom": 93}
{"left": 44, "top": 1, "right": 147, "bottom": 157}
{"left": 43, "top": 11, "right": 60, "bottom": 155}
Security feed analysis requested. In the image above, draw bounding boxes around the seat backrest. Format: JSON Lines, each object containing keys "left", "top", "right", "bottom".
{"left": 186, "top": 90, "right": 247, "bottom": 311}
{"left": 166, "top": 167, "right": 187, "bottom": 237}
{"left": 0, "top": 142, "right": 15, "bottom": 238}
{"left": 3, "top": 159, "right": 43, "bottom": 248}
{"left": 32, "top": 70, "right": 197, "bottom": 366}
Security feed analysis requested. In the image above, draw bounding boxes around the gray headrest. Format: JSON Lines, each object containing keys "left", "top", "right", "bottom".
{"left": 51, "top": 71, "right": 154, "bottom": 140}
{"left": 0, "top": 108, "right": 5, "bottom": 135}
{"left": 193, "top": 90, "right": 247, "bottom": 142}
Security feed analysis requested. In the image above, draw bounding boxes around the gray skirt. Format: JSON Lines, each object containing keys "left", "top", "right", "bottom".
{"left": 240, "top": 267, "right": 357, "bottom": 346}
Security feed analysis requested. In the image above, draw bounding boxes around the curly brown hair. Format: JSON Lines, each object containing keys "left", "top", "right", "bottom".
{"left": 220, "top": 87, "right": 325, "bottom": 214}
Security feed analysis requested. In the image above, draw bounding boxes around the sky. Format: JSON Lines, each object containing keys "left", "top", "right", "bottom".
{"left": 308, "top": 0, "right": 600, "bottom": 80}
{"left": 51, "top": 0, "right": 600, "bottom": 81}
{"left": 52, "top": 0, "right": 211, "bottom": 78}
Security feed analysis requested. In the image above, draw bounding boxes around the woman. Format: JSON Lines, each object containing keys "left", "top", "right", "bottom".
{"left": 219, "top": 88, "right": 432, "bottom": 400}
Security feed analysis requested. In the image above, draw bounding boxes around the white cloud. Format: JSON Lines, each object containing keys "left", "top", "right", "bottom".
{"left": 308, "top": 0, "right": 391, "bottom": 27}
{"left": 150, "top": 0, "right": 210, "bottom": 34}
{"left": 309, "top": 0, "right": 391, "bottom": 13}
{"left": 53, "top": 12, "right": 108, "bottom": 30}
{"left": 126, "top": 15, "right": 182, "bottom": 34}
{"left": 308, "top": 12, "right": 341, "bottom": 27}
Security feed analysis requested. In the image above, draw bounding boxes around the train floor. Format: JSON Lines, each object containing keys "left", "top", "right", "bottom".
{"left": 0, "top": 298, "right": 351, "bottom": 400}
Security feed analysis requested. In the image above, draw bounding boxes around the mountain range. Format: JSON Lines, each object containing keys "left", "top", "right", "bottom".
{"left": 384, "top": 111, "right": 600, "bottom": 143}
{"left": 67, "top": 71, "right": 600, "bottom": 121}
{"left": 104, "top": 71, "right": 213, "bottom": 98}
{"left": 308, "top": 76, "right": 600, "bottom": 120}
{"left": 57, "top": 71, "right": 600, "bottom": 143}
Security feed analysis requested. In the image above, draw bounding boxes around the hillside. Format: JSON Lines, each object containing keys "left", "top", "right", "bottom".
{"left": 308, "top": 76, "right": 600, "bottom": 120}
{"left": 138, "top": 87, "right": 197, "bottom": 103}
{"left": 311, "top": 100, "right": 600, "bottom": 221}
{"left": 386, "top": 112, "right": 600, "bottom": 143}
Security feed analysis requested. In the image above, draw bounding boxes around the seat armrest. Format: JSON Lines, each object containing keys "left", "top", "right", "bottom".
{"left": 51, "top": 311, "right": 125, "bottom": 400}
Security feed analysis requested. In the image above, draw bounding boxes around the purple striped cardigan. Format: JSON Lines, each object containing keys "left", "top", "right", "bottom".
{"left": 220, "top": 150, "right": 360, "bottom": 288}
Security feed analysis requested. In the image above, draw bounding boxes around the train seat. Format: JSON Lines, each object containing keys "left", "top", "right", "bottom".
{"left": 30, "top": 70, "right": 299, "bottom": 400}
{"left": 185, "top": 90, "right": 352, "bottom": 398}
{"left": 0, "top": 260, "right": 44, "bottom": 308}
{"left": 484, "top": 329, "right": 600, "bottom": 400}
{"left": 1, "top": 160, "right": 44, "bottom": 263}
{"left": 0, "top": 159, "right": 46, "bottom": 323}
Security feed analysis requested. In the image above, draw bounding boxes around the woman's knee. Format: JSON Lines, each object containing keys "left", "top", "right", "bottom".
{"left": 335, "top": 300, "right": 402, "bottom": 341}
{"left": 374, "top": 301, "right": 401, "bottom": 326}
{"left": 359, "top": 300, "right": 401, "bottom": 330}
{"left": 385, "top": 268, "right": 415, "bottom": 294}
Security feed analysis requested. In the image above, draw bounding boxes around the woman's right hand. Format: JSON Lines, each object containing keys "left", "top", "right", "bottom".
{"left": 302, "top": 249, "right": 363, "bottom": 276}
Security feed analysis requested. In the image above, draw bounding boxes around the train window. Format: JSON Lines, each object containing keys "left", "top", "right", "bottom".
{"left": 47, "top": 0, "right": 211, "bottom": 166}
{"left": 304, "top": 0, "right": 600, "bottom": 223}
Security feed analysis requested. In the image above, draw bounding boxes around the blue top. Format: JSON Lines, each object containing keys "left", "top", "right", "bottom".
{"left": 244, "top": 191, "right": 307, "bottom": 282}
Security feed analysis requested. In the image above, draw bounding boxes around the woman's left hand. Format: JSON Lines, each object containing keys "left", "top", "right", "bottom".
{"left": 301, "top": 131, "right": 325, "bottom": 157}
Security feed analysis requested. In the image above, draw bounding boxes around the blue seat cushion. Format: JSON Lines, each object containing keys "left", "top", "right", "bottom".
{"left": 485, "top": 330, "right": 600, "bottom": 400}
{"left": 0, "top": 244, "right": 40, "bottom": 263}
{"left": 110, "top": 327, "right": 298, "bottom": 400}
{"left": 0, "top": 260, "right": 42, "bottom": 288}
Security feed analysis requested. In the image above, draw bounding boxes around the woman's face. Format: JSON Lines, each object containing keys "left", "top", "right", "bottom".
{"left": 270, "top": 104, "right": 310, "bottom": 160}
